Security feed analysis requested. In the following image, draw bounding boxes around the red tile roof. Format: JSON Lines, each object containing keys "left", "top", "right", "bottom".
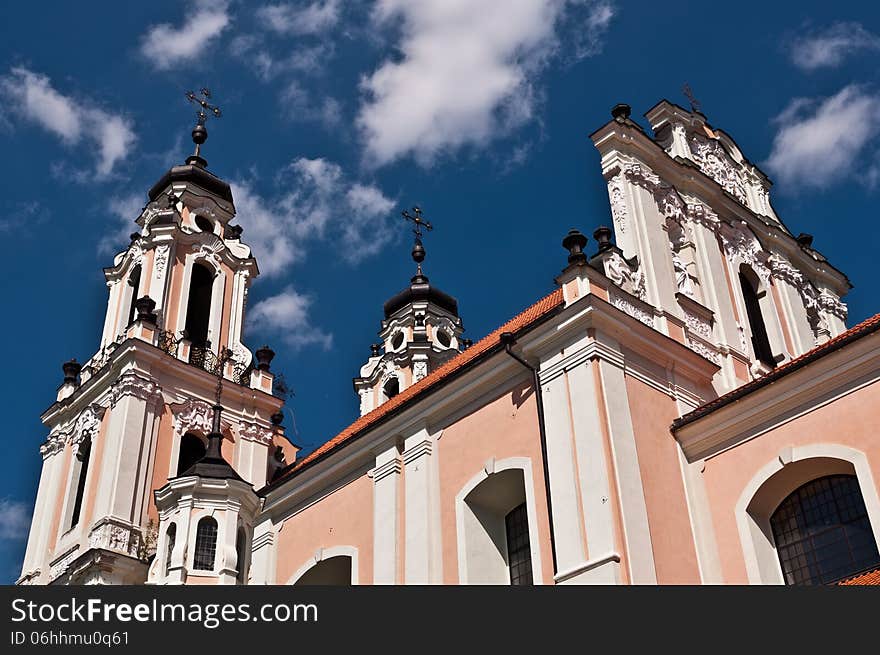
{"left": 672, "top": 312, "right": 880, "bottom": 431}
{"left": 262, "top": 288, "right": 565, "bottom": 490}
{"left": 839, "top": 568, "right": 880, "bottom": 586}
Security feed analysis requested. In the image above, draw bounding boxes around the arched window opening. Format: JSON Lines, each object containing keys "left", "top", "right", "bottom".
{"left": 294, "top": 556, "right": 352, "bottom": 585}
{"left": 164, "top": 523, "right": 176, "bottom": 577}
{"left": 69, "top": 436, "right": 92, "bottom": 529}
{"left": 461, "top": 468, "right": 534, "bottom": 585}
{"left": 177, "top": 433, "right": 206, "bottom": 476}
{"left": 739, "top": 267, "right": 775, "bottom": 368}
{"left": 382, "top": 377, "right": 400, "bottom": 401}
{"left": 194, "top": 215, "right": 214, "bottom": 233}
{"left": 193, "top": 517, "right": 218, "bottom": 571}
{"left": 235, "top": 527, "right": 247, "bottom": 584}
{"left": 185, "top": 263, "right": 214, "bottom": 348}
{"left": 770, "top": 475, "right": 880, "bottom": 585}
{"left": 126, "top": 265, "right": 142, "bottom": 326}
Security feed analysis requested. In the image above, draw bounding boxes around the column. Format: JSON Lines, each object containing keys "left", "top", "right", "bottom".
{"left": 372, "top": 445, "right": 402, "bottom": 584}
{"left": 403, "top": 426, "right": 442, "bottom": 583}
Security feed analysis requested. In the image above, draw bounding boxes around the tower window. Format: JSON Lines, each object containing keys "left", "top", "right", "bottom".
{"left": 382, "top": 377, "right": 400, "bottom": 400}
{"left": 193, "top": 517, "right": 218, "bottom": 571}
{"left": 177, "top": 433, "right": 206, "bottom": 476}
{"left": 69, "top": 437, "right": 92, "bottom": 529}
{"left": 126, "top": 265, "right": 142, "bottom": 326}
{"left": 739, "top": 267, "right": 775, "bottom": 368}
{"left": 771, "top": 475, "right": 880, "bottom": 585}
{"left": 391, "top": 331, "right": 404, "bottom": 350}
{"left": 505, "top": 503, "right": 534, "bottom": 586}
{"left": 185, "top": 263, "right": 214, "bottom": 348}
{"left": 194, "top": 215, "right": 214, "bottom": 233}
{"left": 164, "top": 523, "right": 176, "bottom": 576}
{"left": 236, "top": 527, "right": 247, "bottom": 584}
{"left": 436, "top": 330, "right": 451, "bottom": 348}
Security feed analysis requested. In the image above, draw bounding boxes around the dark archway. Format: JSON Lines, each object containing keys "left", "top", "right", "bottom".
{"left": 185, "top": 263, "right": 214, "bottom": 347}
{"left": 177, "top": 432, "right": 206, "bottom": 476}
{"left": 126, "top": 265, "right": 142, "bottom": 326}
{"left": 294, "top": 556, "right": 352, "bottom": 585}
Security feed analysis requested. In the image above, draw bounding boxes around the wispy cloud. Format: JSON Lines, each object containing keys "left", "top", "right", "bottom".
{"left": 231, "top": 37, "right": 334, "bottom": 80}
{"left": 357, "top": 0, "right": 615, "bottom": 168}
{"left": 256, "top": 1, "right": 342, "bottom": 36}
{"left": 140, "top": 0, "right": 231, "bottom": 70}
{"left": 0, "top": 499, "right": 29, "bottom": 541}
{"left": 99, "top": 193, "right": 145, "bottom": 255}
{"left": 247, "top": 286, "right": 333, "bottom": 351}
{"left": 231, "top": 158, "right": 396, "bottom": 277}
{"left": 765, "top": 85, "right": 880, "bottom": 191}
{"left": 279, "top": 82, "right": 342, "bottom": 127}
{"left": 0, "top": 67, "right": 135, "bottom": 178}
{"left": 788, "top": 22, "right": 880, "bottom": 71}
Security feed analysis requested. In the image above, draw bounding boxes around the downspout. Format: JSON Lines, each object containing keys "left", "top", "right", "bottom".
{"left": 499, "top": 331, "right": 558, "bottom": 577}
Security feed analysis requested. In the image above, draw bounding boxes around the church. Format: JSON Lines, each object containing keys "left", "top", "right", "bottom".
{"left": 16, "top": 96, "right": 880, "bottom": 586}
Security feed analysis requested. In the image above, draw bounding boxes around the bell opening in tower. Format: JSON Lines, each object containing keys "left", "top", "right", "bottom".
{"left": 739, "top": 267, "right": 775, "bottom": 369}
{"left": 185, "top": 263, "right": 214, "bottom": 348}
{"left": 126, "top": 265, "right": 142, "bottom": 326}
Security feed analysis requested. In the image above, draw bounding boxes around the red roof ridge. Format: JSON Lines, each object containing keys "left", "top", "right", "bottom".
{"left": 266, "top": 287, "right": 565, "bottom": 487}
{"left": 673, "top": 312, "right": 880, "bottom": 431}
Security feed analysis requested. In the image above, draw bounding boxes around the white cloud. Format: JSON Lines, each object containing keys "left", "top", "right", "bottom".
{"left": 765, "top": 85, "right": 880, "bottom": 191}
{"left": 99, "top": 193, "right": 145, "bottom": 255}
{"left": 0, "top": 67, "right": 136, "bottom": 178}
{"left": 231, "top": 37, "right": 333, "bottom": 80}
{"left": 257, "top": 1, "right": 341, "bottom": 36}
{"left": 357, "top": 0, "right": 614, "bottom": 167}
{"left": 789, "top": 22, "right": 880, "bottom": 71}
{"left": 231, "top": 158, "right": 396, "bottom": 277}
{"left": 140, "top": 0, "right": 230, "bottom": 70}
{"left": 247, "top": 286, "right": 333, "bottom": 351}
{"left": 0, "top": 499, "right": 29, "bottom": 541}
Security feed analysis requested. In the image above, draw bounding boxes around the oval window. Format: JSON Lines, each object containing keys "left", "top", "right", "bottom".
{"left": 391, "top": 331, "right": 404, "bottom": 350}
{"left": 436, "top": 330, "right": 451, "bottom": 348}
{"left": 194, "top": 215, "right": 214, "bottom": 233}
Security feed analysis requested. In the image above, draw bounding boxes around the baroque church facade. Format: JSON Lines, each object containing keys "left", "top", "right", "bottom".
{"left": 17, "top": 99, "right": 880, "bottom": 586}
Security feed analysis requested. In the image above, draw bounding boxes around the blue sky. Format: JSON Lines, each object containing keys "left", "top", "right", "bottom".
{"left": 1, "top": 1, "right": 879, "bottom": 583}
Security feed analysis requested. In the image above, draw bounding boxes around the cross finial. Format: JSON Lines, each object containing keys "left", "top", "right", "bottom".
{"left": 185, "top": 88, "right": 222, "bottom": 161}
{"left": 682, "top": 83, "right": 702, "bottom": 114}
{"left": 402, "top": 206, "right": 433, "bottom": 277}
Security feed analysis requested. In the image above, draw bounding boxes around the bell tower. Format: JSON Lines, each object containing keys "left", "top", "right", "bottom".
{"left": 18, "top": 90, "right": 295, "bottom": 585}
{"left": 354, "top": 207, "right": 467, "bottom": 416}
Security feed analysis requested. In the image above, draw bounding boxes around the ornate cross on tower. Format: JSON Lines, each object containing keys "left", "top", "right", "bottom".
{"left": 682, "top": 83, "right": 702, "bottom": 114}
{"left": 185, "top": 88, "right": 222, "bottom": 160}
{"left": 402, "top": 206, "right": 432, "bottom": 276}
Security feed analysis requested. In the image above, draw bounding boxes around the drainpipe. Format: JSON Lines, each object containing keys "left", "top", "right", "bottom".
{"left": 499, "top": 331, "right": 558, "bottom": 577}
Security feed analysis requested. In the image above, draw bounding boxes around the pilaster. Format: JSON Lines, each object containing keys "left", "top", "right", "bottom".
{"left": 372, "top": 445, "right": 402, "bottom": 584}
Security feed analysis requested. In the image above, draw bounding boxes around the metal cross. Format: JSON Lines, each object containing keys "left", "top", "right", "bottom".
{"left": 402, "top": 206, "right": 432, "bottom": 239}
{"left": 682, "top": 83, "right": 701, "bottom": 114}
{"left": 185, "top": 88, "right": 222, "bottom": 126}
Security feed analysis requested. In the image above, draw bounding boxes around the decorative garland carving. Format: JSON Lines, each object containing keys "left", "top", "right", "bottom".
{"left": 688, "top": 134, "right": 748, "bottom": 205}
{"left": 412, "top": 360, "right": 428, "bottom": 383}
{"left": 686, "top": 338, "right": 722, "bottom": 366}
{"left": 239, "top": 421, "right": 274, "bottom": 446}
{"left": 173, "top": 398, "right": 215, "bottom": 436}
{"left": 607, "top": 172, "right": 628, "bottom": 234}
{"left": 609, "top": 291, "right": 654, "bottom": 326}
{"left": 154, "top": 244, "right": 170, "bottom": 280}
{"left": 684, "top": 311, "right": 712, "bottom": 340}
{"left": 112, "top": 372, "right": 163, "bottom": 408}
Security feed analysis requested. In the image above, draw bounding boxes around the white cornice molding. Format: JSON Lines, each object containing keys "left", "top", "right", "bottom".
{"left": 675, "top": 332, "right": 880, "bottom": 460}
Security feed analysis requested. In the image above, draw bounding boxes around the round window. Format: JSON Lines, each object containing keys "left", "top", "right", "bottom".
{"left": 194, "top": 215, "right": 214, "bottom": 233}
{"left": 436, "top": 330, "right": 451, "bottom": 348}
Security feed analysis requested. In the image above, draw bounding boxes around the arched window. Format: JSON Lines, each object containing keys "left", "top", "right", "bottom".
{"left": 177, "top": 432, "right": 206, "bottom": 476}
{"left": 69, "top": 436, "right": 92, "bottom": 529}
{"left": 460, "top": 468, "right": 535, "bottom": 585}
{"left": 739, "top": 267, "right": 775, "bottom": 368}
{"left": 193, "top": 517, "right": 218, "bottom": 571}
{"left": 164, "top": 523, "right": 176, "bottom": 576}
{"left": 235, "top": 527, "right": 247, "bottom": 584}
{"left": 185, "top": 263, "right": 214, "bottom": 348}
{"left": 382, "top": 377, "right": 399, "bottom": 401}
{"left": 126, "top": 264, "right": 142, "bottom": 326}
{"left": 770, "top": 475, "right": 880, "bottom": 585}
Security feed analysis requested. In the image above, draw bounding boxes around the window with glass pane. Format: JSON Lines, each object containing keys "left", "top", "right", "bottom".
{"left": 505, "top": 503, "right": 533, "bottom": 585}
{"left": 770, "top": 475, "right": 880, "bottom": 585}
{"left": 193, "top": 518, "right": 218, "bottom": 571}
